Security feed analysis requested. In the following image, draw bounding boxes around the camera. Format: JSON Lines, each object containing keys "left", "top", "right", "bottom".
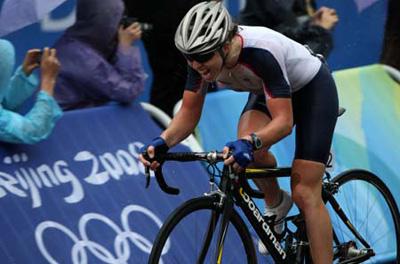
{"left": 120, "top": 16, "right": 153, "bottom": 32}
{"left": 35, "top": 51, "right": 43, "bottom": 64}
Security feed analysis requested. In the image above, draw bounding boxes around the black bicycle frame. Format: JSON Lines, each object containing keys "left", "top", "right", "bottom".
{"left": 216, "top": 168, "right": 374, "bottom": 264}
{"left": 145, "top": 152, "right": 375, "bottom": 263}
{"left": 216, "top": 166, "right": 289, "bottom": 263}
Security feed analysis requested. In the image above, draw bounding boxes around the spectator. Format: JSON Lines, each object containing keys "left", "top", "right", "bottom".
{"left": 124, "top": 0, "right": 204, "bottom": 117}
{"left": 53, "top": 0, "right": 147, "bottom": 110}
{"left": 240, "top": 0, "right": 339, "bottom": 57}
{"left": 0, "top": 39, "right": 62, "bottom": 144}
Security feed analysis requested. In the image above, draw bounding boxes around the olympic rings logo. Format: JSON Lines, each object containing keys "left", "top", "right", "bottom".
{"left": 35, "top": 205, "right": 169, "bottom": 264}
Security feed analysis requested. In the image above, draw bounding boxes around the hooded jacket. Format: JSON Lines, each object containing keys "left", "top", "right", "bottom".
{"left": 53, "top": 0, "right": 146, "bottom": 110}
{"left": 0, "top": 39, "right": 62, "bottom": 144}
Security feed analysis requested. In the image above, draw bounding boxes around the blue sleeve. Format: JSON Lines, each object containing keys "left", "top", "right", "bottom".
{"left": 0, "top": 91, "right": 62, "bottom": 144}
{"left": 2, "top": 66, "right": 38, "bottom": 110}
{"left": 241, "top": 48, "right": 291, "bottom": 98}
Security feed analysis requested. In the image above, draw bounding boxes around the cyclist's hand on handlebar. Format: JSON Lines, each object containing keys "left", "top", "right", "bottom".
{"left": 223, "top": 139, "right": 254, "bottom": 172}
{"left": 139, "top": 145, "right": 161, "bottom": 170}
{"left": 139, "top": 136, "right": 169, "bottom": 170}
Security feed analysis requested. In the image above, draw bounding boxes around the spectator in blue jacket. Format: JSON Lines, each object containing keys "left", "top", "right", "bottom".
{"left": 0, "top": 39, "right": 62, "bottom": 144}
{"left": 53, "top": 0, "right": 147, "bottom": 110}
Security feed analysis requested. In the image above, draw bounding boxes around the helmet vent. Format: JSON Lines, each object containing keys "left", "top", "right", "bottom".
{"left": 174, "top": 1, "right": 233, "bottom": 55}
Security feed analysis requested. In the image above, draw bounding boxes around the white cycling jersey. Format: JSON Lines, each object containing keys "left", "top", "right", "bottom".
{"left": 186, "top": 25, "right": 322, "bottom": 99}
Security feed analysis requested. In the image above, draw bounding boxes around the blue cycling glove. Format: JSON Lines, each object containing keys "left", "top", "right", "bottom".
{"left": 141, "top": 136, "right": 169, "bottom": 158}
{"left": 225, "top": 139, "right": 254, "bottom": 168}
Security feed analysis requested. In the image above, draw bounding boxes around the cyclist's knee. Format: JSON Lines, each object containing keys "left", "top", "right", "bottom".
{"left": 291, "top": 185, "right": 322, "bottom": 211}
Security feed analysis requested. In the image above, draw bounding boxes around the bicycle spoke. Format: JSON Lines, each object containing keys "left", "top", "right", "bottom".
{"left": 328, "top": 171, "right": 400, "bottom": 264}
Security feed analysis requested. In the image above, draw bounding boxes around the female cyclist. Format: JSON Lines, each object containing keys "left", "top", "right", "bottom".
{"left": 140, "top": 2, "right": 338, "bottom": 262}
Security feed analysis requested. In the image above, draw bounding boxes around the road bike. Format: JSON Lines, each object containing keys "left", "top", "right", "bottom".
{"left": 144, "top": 151, "right": 400, "bottom": 263}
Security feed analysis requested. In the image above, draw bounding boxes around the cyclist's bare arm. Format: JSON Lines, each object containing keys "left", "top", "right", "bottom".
{"left": 139, "top": 89, "right": 205, "bottom": 169}
{"left": 238, "top": 98, "right": 294, "bottom": 152}
{"left": 252, "top": 98, "right": 293, "bottom": 147}
{"left": 161, "top": 89, "right": 205, "bottom": 147}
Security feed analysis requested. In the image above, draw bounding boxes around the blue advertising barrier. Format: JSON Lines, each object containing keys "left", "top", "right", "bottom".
{"left": 0, "top": 103, "right": 269, "bottom": 263}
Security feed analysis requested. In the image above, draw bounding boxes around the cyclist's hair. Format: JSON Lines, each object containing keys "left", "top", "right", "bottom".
{"left": 226, "top": 24, "right": 239, "bottom": 44}
{"left": 175, "top": 1, "right": 235, "bottom": 55}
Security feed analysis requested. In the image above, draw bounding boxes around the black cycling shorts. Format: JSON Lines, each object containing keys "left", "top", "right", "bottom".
{"left": 241, "top": 63, "right": 339, "bottom": 164}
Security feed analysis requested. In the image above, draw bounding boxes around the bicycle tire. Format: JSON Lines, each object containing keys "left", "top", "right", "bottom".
{"left": 329, "top": 169, "right": 400, "bottom": 263}
{"left": 149, "top": 196, "right": 257, "bottom": 264}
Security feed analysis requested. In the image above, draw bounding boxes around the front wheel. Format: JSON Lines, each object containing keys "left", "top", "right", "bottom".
{"left": 328, "top": 169, "right": 400, "bottom": 263}
{"left": 149, "top": 196, "right": 257, "bottom": 263}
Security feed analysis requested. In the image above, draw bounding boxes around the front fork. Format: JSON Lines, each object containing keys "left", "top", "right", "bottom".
{"left": 214, "top": 195, "right": 235, "bottom": 264}
{"left": 214, "top": 167, "right": 236, "bottom": 263}
{"left": 201, "top": 167, "right": 236, "bottom": 264}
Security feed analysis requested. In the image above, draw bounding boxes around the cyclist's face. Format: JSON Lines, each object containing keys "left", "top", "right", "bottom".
{"left": 187, "top": 51, "right": 223, "bottom": 82}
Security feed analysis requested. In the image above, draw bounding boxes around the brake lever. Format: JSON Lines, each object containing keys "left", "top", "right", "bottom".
{"left": 142, "top": 152, "right": 152, "bottom": 189}
{"left": 145, "top": 166, "right": 151, "bottom": 188}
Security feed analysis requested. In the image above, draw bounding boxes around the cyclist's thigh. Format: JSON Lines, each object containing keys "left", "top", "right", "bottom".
{"left": 292, "top": 63, "right": 338, "bottom": 164}
{"left": 238, "top": 93, "right": 272, "bottom": 137}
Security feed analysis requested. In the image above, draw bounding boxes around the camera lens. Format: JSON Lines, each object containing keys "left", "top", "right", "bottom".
{"left": 140, "top": 23, "right": 153, "bottom": 31}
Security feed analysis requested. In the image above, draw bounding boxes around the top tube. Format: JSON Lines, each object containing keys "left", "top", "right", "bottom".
{"left": 245, "top": 167, "right": 292, "bottom": 178}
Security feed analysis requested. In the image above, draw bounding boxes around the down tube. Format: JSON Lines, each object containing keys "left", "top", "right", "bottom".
{"left": 234, "top": 187, "right": 288, "bottom": 263}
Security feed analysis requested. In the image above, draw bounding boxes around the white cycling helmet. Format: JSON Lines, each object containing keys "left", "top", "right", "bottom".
{"left": 175, "top": 1, "right": 233, "bottom": 55}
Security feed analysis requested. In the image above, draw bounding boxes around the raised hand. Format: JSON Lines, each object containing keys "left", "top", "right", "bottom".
{"left": 22, "top": 49, "right": 42, "bottom": 76}
{"left": 118, "top": 22, "right": 142, "bottom": 51}
{"left": 40, "top": 47, "right": 61, "bottom": 96}
{"left": 311, "top": 7, "right": 339, "bottom": 31}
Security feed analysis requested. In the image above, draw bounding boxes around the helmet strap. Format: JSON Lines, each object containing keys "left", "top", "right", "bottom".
{"left": 217, "top": 48, "right": 226, "bottom": 63}
{"left": 217, "top": 46, "right": 228, "bottom": 70}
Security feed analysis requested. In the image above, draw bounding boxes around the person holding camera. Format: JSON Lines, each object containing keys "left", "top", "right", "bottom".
{"left": 0, "top": 39, "right": 62, "bottom": 144}
{"left": 53, "top": 0, "right": 147, "bottom": 110}
{"left": 124, "top": 0, "right": 204, "bottom": 117}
